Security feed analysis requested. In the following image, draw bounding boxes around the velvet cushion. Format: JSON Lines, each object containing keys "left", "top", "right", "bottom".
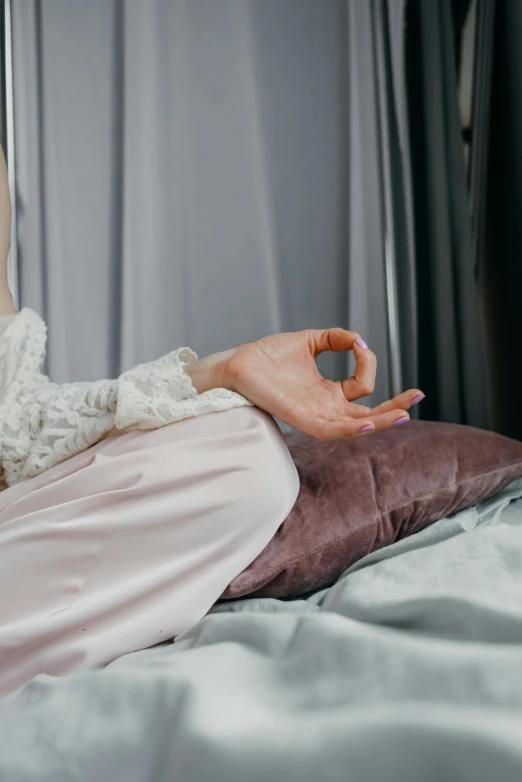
{"left": 220, "top": 421, "right": 522, "bottom": 601}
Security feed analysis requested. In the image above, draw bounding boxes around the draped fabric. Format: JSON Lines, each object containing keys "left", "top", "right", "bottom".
{"left": 483, "top": 0, "right": 522, "bottom": 441}
{"left": 405, "top": 0, "right": 490, "bottom": 429}
{"left": 10, "top": 0, "right": 415, "bottom": 419}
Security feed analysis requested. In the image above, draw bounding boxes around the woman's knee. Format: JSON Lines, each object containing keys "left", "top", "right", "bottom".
{"left": 120, "top": 404, "right": 300, "bottom": 540}
{"left": 226, "top": 406, "right": 300, "bottom": 537}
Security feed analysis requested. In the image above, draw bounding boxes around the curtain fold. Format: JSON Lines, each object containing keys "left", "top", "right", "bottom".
{"left": 483, "top": 0, "right": 522, "bottom": 440}
{"left": 405, "top": 0, "right": 489, "bottom": 429}
{"left": 372, "top": 0, "right": 419, "bottom": 402}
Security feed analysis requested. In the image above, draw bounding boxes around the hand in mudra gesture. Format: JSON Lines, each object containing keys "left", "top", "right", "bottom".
{"left": 188, "top": 328, "right": 424, "bottom": 441}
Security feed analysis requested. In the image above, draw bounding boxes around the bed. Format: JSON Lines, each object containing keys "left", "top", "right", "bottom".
{"left": 1, "top": 478, "right": 522, "bottom": 781}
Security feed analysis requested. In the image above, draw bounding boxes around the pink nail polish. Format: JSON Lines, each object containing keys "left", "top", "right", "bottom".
{"left": 410, "top": 393, "right": 425, "bottom": 406}
{"left": 393, "top": 417, "right": 410, "bottom": 426}
{"left": 360, "top": 424, "right": 374, "bottom": 432}
{"left": 355, "top": 337, "right": 368, "bottom": 349}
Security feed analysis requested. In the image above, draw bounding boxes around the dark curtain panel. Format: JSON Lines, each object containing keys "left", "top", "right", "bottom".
{"left": 405, "top": 0, "right": 489, "bottom": 428}
{"left": 483, "top": 0, "right": 522, "bottom": 440}
{"left": 451, "top": 0, "right": 472, "bottom": 73}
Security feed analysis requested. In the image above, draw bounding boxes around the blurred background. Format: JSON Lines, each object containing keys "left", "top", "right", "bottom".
{"left": 0, "top": 0, "right": 517, "bottom": 437}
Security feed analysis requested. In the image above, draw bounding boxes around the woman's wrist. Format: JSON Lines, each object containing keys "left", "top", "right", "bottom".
{"left": 0, "top": 282, "right": 16, "bottom": 317}
{"left": 183, "top": 347, "right": 238, "bottom": 394}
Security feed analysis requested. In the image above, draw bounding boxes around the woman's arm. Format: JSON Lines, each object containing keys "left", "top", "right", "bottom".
{"left": 0, "top": 144, "right": 17, "bottom": 317}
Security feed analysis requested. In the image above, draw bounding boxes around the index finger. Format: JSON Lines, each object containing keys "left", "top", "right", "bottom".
{"left": 306, "top": 327, "right": 361, "bottom": 357}
{"left": 340, "top": 337, "right": 377, "bottom": 402}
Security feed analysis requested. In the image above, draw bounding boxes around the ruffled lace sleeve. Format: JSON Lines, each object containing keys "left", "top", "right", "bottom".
{"left": 115, "top": 349, "right": 253, "bottom": 430}
{"left": 0, "top": 308, "right": 253, "bottom": 488}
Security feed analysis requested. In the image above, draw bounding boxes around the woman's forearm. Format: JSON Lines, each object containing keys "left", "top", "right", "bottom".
{"left": 0, "top": 210, "right": 16, "bottom": 313}
{"left": 0, "top": 144, "right": 16, "bottom": 317}
{"left": 0, "top": 285, "right": 16, "bottom": 317}
{"left": 0, "top": 232, "right": 16, "bottom": 316}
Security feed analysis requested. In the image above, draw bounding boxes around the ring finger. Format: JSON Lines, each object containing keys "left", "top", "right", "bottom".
{"left": 369, "top": 389, "right": 425, "bottom": 416}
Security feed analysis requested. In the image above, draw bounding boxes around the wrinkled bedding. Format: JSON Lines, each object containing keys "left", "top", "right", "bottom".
{"left": 2, "top": 479, "right": 522, "bottom": 781}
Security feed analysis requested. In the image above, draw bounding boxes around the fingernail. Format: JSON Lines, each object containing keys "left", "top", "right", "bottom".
{"left": 355, "top": 337, "right": 368, "bottom": 349}
{"left": 393, "top": 417, "right": 410, "bottom": 426}
{"left": 410, "top": 393, "right": 425, "bottom": 406}
{"left": 360, "top": 424, "right": 374, "bottom": 433}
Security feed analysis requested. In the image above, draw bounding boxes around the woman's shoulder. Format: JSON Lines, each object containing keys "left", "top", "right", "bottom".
{"left": 0, "top": 307, "right": 47, "bottom": 338}
{"left": 0, "top": 306, "right": 47, "bottom": 373}
{"left": 0, "top": 307, "right": 47, "bottom": 359}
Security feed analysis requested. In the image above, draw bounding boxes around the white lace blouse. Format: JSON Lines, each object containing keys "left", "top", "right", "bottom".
{"left": 0, "top": 308, "right": 253, "bottom": 490}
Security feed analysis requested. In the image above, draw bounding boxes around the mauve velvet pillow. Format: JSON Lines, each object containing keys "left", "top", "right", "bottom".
{"left": 220, "top": 421, "right": 522, "bottom": 601}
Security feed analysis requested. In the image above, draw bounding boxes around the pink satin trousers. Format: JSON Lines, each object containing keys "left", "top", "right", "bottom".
{"left": 0, "top": 406, "right": 300, "bottom": 697}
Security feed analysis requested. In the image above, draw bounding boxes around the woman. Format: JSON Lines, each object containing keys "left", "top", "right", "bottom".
{"left": 0, "top": 144, "right": 424, "bottom": 697}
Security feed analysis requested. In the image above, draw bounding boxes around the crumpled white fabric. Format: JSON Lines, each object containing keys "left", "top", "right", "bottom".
{"left": 0, "top": 308, "right": 253, "bottom": 489}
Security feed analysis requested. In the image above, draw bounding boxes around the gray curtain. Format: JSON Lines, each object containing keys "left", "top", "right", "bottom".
{"left": 11, "top": 0, "right": 414, "bottom": 417}
{"left": 405, "top": 0, "right": 489, "bottom": 429}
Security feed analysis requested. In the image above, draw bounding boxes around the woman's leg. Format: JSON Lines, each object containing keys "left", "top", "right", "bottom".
{"left": 0, "top": 406, "right": 300, "bottom": 697}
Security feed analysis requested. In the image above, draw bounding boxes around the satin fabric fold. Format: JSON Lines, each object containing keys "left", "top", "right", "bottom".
{"left": 0, "top": 406, "right": 300, "bottom": 697}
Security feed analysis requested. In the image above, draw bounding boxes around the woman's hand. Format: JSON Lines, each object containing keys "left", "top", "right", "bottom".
{"left": 202, "top": 328, "right": 424, "bottom": 441}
